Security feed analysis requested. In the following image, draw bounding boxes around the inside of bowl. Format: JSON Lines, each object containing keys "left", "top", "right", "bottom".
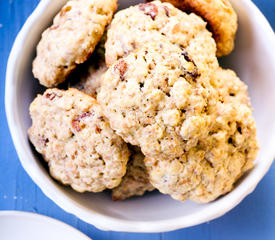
{"left": 12, "top": 0, "right": 275, "bottom": 223}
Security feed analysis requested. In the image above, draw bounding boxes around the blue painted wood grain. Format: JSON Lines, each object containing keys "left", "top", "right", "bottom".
{"left": 0, "top": 1, "right": 274, "bottom": 239}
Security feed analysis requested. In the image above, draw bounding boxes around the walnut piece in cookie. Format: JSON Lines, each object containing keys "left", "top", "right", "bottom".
{"left": 105, "top": 0, "right": 218, "bottom": 72}
{"left": 112, "top": 146, "right": 155, "bottom": 201}
{"left": 145, "top": 67, "right": 258, "bottom": 203}
{"left": 33, "top": 0, "right": 117, "bottom": 87}
{"left": 151, "top": 0, "right": 238, "bottom": 57}
{"left": 139, "top": 3, "right": 159, "bottom": 20}
{"left": 28, "top": 88, "right": 129, "bottom": 192}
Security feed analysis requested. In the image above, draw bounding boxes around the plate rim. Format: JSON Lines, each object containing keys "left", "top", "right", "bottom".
{"left": 0, "top": 211, "right": 91, "bottom": 239}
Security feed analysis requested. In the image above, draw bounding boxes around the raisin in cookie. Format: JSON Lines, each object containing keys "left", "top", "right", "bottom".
{"left": 112, "top": 146, "right": 155, "bottom": 201}
{"left": 145, "top": 67, "right": 258, "bottom": 203}
{"left": 28, "top": 88, "right": 129, "bottom": 192}
{"left": 33, "top": 0, "right": 117, "bottom": 87}
{"left": 153, "top": 0, "right": 238, "bottom": 57}
{"left": 105, "top": 1, "right": 218, "bottom": 72}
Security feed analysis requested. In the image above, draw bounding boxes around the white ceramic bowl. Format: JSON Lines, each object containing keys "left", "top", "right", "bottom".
{"left": 5, "top": 0, "right": 275, "bottom": 233}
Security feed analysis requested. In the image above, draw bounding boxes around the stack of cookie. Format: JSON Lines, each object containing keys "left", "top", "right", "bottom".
{"left": 29, "top": 0, "right": 258, "bottom": 203}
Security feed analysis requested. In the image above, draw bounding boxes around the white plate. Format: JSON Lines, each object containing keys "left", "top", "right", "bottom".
{"left": 0, "top": 211, "right": 90, "bottom": 240}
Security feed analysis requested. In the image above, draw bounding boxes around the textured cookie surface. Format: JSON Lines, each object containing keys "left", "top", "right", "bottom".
{"left": 98, "top": 41, "right": 214, "bottom": 159}
{"left": 112, "top": 146, "right": 155, "bottom": 201}
{"left": 98, "top": 41, "right": 258, "bottom": 202}
{"left": 155, "top": 0, "right": 238, "bottom": 57}
{"left": 145, "top": 68, "right": 258, "bottom": 202}
{"left": 33, "top": 0, "right": 117, "bottom": 87}
{"left": 28, "top": 88, "right": 129, "bottom": 192}
{"left": 105, "top": 1, "right": 218, "bottom": 72}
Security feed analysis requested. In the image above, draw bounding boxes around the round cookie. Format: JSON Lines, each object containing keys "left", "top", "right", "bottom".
{"left": 112, "top": 146, "right": 155, "bottom": 201}
{"left": 145, "top": 67, "right": 258, "bottom": 203}
{"left": 105, "top": 1, "right": 218, "bottom": 72}
{"left": 28, "top": 88, "right": 129, "bottom": 192}
{"left": 98, "top": 41, "right": 258, "bottom": 202}
{"left": 98, "top": 40, "right": 215, "bottom": 160}
{"left": 153, "top": 0, "right": 238, "bottom": 57}
{"left": 33, "top": 0, "right": 117, "bottom": 87}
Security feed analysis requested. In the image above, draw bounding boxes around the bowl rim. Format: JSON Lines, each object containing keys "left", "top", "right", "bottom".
{"left": 5, "top": 0, "right": 275, "bottom": 233}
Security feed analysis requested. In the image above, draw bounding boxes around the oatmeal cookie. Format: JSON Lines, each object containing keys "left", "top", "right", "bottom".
{"left": 98, "top": 41, "right": 215, "bottom": 160}
{"left": 145, "top": 68, "right": 258, "bottom": 202}
{"left": 105, "top": 1, "right": 218, "bottom": 72}
{"left": 153, "top": 0, "right": 238, "bottom": 57}
{"left": 112, "top": 146, "right": 155, "bottom": 201}
{"left": 28, "top": 88, "right": 129, "bottom": 192}
{"left": 98, "top": 41, "right": 258, "bottom": 202}
{"left": 33, "top": 0, "right": 117, "bottom": 87}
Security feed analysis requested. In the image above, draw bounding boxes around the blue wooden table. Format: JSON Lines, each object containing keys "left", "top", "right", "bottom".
{"left": 1, "top": 1, "right": 275, "bottom": 239}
